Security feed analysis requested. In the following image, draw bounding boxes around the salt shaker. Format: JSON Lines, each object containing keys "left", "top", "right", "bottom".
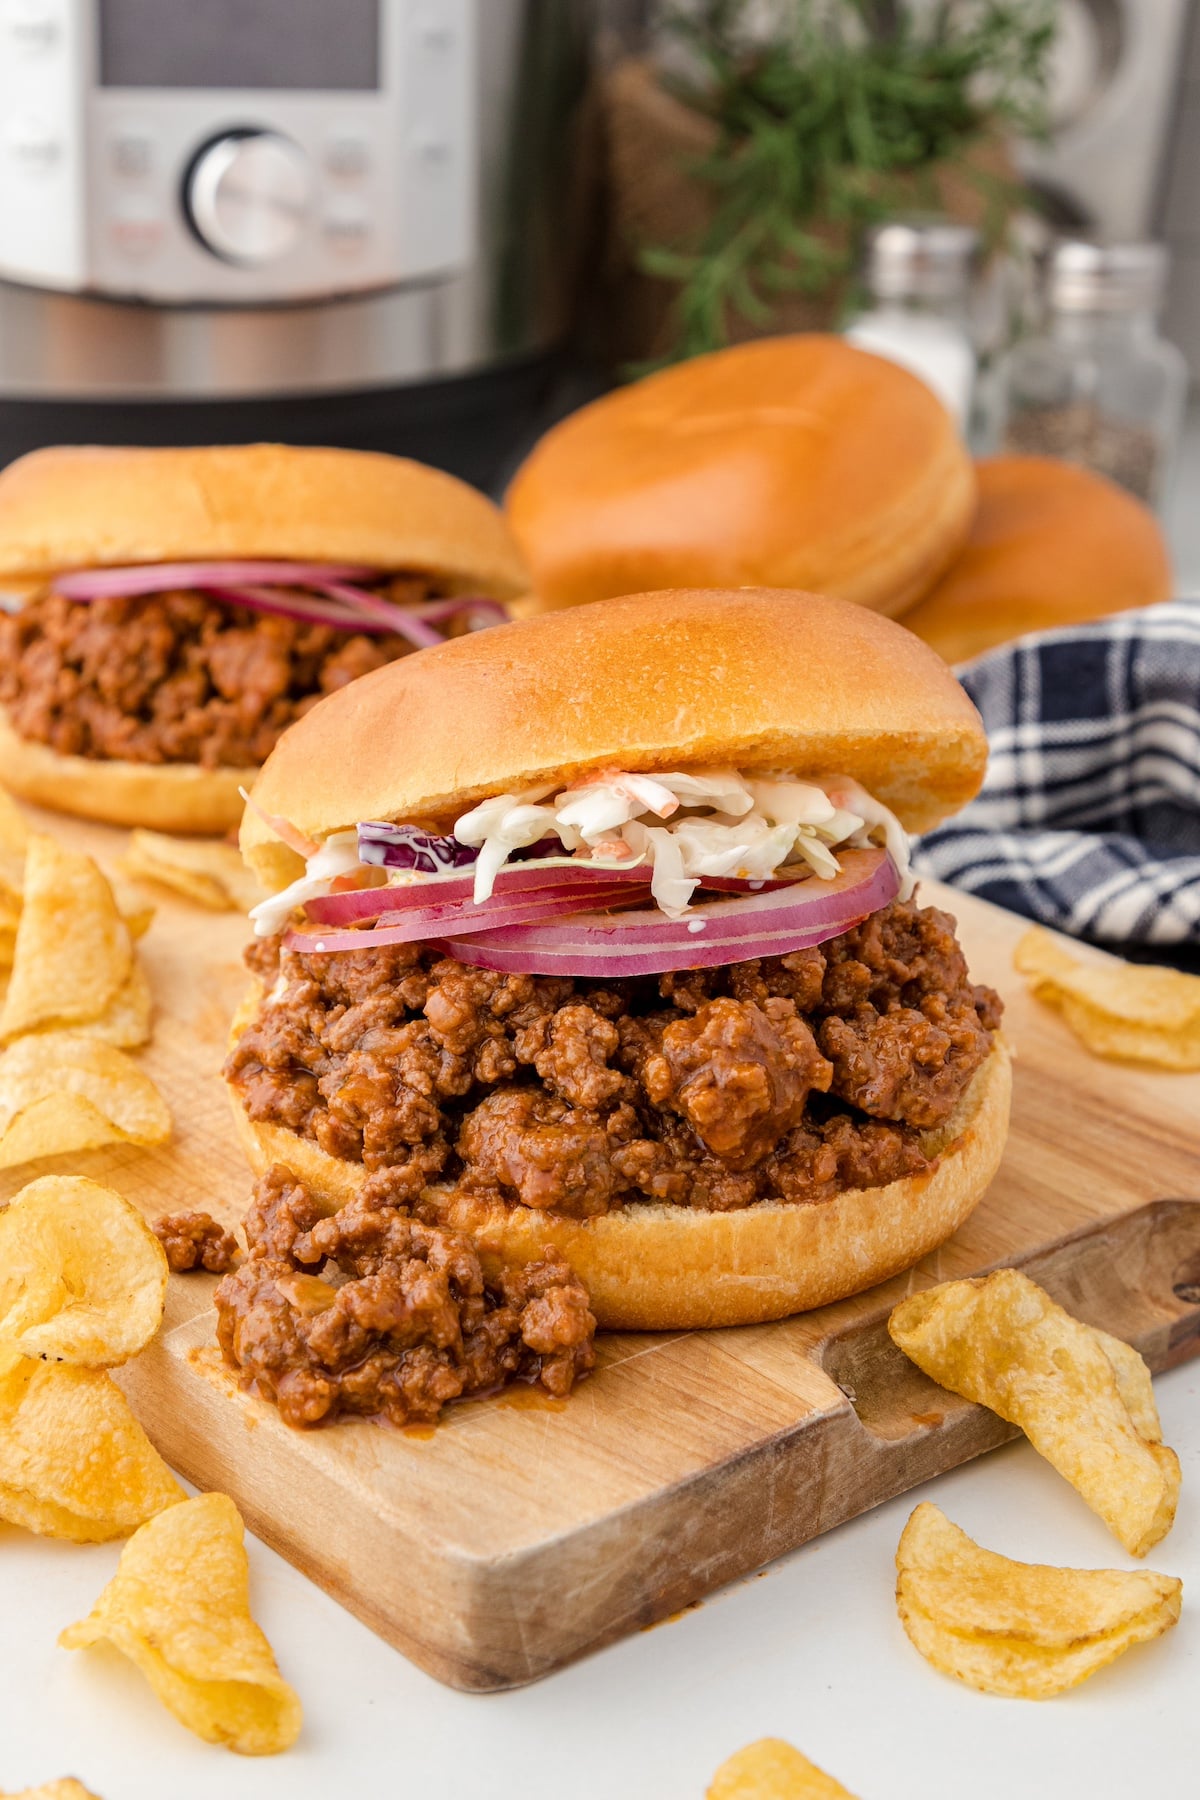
{"left": 843, "top": 220, "right": 980, "bottom": 432}
{"left": 1000, "top": 241, "right": 1187, "bottom": 510}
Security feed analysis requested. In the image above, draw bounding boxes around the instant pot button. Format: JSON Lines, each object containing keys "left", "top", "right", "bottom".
{"left": 4, "top": 0, "right": 59, "bottom": 53}
{"left": 323, "top": 203, "right": 370, "bottom": 256}
{"left": 109, "top": 197, "right": 164, "bottom": 258}
{"left": 413, "top": 135, "right": 452, "bottom": 166}
{"left": 414, "top": 11, "right": 455, "bottom": 50}
{"left": 325, "top": 131, "right": 370, "bottom": 180}
{"left": 109, "top": 126, "right": 155, "bottom": 179}
{"left": 5, "top": 113, "right": 61, "bottom": 171}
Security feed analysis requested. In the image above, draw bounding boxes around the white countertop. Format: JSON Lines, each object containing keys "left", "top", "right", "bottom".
{"left": 1, "top": 1357, "right": 1195, "bottom": 1798}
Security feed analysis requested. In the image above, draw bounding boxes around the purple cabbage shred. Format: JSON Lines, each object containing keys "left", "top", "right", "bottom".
{"left": 357, "top": 822, "right": 478, "bottom": 873}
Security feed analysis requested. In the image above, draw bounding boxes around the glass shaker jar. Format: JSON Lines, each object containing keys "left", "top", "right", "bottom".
{"left": 843, "top": 219, "right": 980, "bottom": 433}
{"left": 1000, "top": 241, "right": 1187, "bottom": 509}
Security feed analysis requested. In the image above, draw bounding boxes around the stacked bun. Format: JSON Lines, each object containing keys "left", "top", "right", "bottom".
{"left": 902, "top": 455, "right": 1173, "bottom": 664}
{"left": 506, "top": 336, "right": 976, "bottom": 619}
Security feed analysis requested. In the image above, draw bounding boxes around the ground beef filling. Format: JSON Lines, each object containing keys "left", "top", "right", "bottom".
{"left": 226, "top": 899, "right": 1002, "bottom": 1219}
{"left": 0, "top": 576, "right": 443, "bottom": 769}
{"left": 213, "top": 1164, "right": 597, "bottom": 1429}
{"left": 153, "top": 1209, "right": 240, "bottom": 1274}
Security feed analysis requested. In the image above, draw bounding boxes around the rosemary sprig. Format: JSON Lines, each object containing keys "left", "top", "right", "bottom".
{"left": 639, "top": 0, "right": 1056, "bottom": 362}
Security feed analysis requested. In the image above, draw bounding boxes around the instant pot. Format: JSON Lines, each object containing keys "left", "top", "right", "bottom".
{"left": 0, "top": 0, "right": 595, "bottom": 486}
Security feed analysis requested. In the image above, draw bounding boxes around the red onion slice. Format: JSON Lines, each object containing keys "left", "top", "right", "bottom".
{"left": 286, "top": 883, "right": 641, "bottom": 952}
{"left": 445, "top": 850, "right": 898, "bottom": 976}
{"left": 51, "top": 561, "right": 511, "bottom": 647}
{"left": 318, "top": 582, "right": 443, "bottom": 647}
{"left": 53, "top": 561, "right": 375, "bottom": 601}
{"left": 410, "top": 596, "right": 510, "bottom": 629}
{"left": 304, "top": 858, "right": 653, "bottom": 925}
{"left": 205, "top": 583, "right": 391, "bottom": 631}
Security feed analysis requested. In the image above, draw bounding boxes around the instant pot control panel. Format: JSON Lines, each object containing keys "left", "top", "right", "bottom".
{"left": 0, "top": 0, "right": 475, "bottom": 302}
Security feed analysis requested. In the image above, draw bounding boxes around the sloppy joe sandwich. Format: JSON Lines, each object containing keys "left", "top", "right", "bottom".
{"left": 0, "top": 443, "right": 528, "bottom": 833}
{"left": 506, "top": 335, "right": 975, "bottom": 618}
{"left": 225, "top": 587, "right": 1011, "bottom": 1330}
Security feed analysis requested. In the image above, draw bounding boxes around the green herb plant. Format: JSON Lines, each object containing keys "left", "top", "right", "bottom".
{"left": 640, "top": 0, "right": 1055, "bottom": 361}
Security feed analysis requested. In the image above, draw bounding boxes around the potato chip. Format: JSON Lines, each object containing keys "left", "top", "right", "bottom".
{"left": 889, "top": 1271, "right": 1179, "bottom": 1556}
{"left": 0, "top": 1033, "right": 171, "bottom": 1170}
{"left": 896, "top": 1504, "right": 1181, "bottom": 1699}
{"left": 0, "top": 888, "right": 22, "bottom": 970}
{"left": 1, "top": 1780, "right": 102, "bottom": 1799}
{"left": 112, "top": 885, "right": 155, "bottom": 942}
{"left": 0, "top": 786, "right": 30, "bottom": 899}
{"left": 708, "top": 1739, "right": 859, "bottom": 1798}
{"left": 0, "top": 1176, "right": 167, "bottom": 1366}
{"left": 0, "top": 1359, "right": 183, "bottom": 1540}
{"left": 1015, "top": 926, "right": 1200, "bottom": 1069}
{"left": 61, "top": 1492, "right": 302, "bottom": 1756}
{"left": 119, "top": 830, "right": 264, "bottom": 913}
{"left": 77, "top": 963, "right": 152, "bottom": 1051}
{"left": 0, "top": 838, "right": 132, "bottom": 1042}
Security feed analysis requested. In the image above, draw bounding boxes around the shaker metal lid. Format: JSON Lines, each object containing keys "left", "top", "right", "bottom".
{"left": 1047, "top": 240, "right": 1169, "bottom": 313}
{"left": 860, "top": 218, "right": 981, "bottom": 301}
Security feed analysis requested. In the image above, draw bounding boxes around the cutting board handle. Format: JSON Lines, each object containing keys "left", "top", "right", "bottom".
{"left": 813, "top": 1198, "right": 1200, "bottom": 1456}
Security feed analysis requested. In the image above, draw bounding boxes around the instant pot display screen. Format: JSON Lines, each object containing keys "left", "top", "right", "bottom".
{"left": 99, "top": 0, "right": 380, "bottom": 89}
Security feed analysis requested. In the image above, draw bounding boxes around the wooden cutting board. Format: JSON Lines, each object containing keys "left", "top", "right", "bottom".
{"left": 5, "top": 808, "right": 1199, "bottom": 1693}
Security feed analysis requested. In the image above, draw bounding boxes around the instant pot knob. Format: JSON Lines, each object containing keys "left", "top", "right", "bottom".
{"left": 184, "top": 131, "right": 313, "bottom": 265}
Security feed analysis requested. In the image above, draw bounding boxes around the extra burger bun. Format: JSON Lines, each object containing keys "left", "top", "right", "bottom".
{"left": 0, "top": 442, "right": 529, "bottom": 834}
{"left": 902, "top": 455, "right": 1173, "bottom": 665}
{"left": 230, "top": 1016, "right": 1012, "bottom": 1330}
{"left": 0, "top": 442, "right": 529, "bottom": 599}
{"left": 505, "top": 335, "right": 976, "bottom": 617}
{"left": 241, "top": 586, "right": 989, "bottom": 891}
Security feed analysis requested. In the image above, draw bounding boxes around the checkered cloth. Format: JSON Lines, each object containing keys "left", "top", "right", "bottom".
{"left": 912, "top": 600, "right": 1200, "bottom": 950}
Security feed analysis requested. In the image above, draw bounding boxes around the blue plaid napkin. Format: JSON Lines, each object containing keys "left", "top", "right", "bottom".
{"left": 913, "top": 600, "right": 1200, "bottom": 951}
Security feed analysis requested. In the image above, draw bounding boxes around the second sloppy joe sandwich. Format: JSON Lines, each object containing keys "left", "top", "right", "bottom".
{"left": 0, "top": 442, "right": 527, "bottom": 834}
{"left": 226, "top": 587, "right": 1011, "bottom": 1329}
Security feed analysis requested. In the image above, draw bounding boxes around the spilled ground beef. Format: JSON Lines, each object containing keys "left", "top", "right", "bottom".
{"left": 214, "top": 1164, "right": 596, "bottom": 1429}
{"left": 153, "top": 1209, "right": 240, "bottom": 1274}
{"left": 0, "top": 575, "right": 443, "bottom": 769}
{"left": 226, "top": 899, "right": 1002, "bottom": 1218}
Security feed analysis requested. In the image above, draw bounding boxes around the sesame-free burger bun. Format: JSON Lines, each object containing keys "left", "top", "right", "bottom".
{"left": 902, "top": 455, "right": 1173, "bottom": 665}
{"left": 230, "top": 1020, "right": 1011, "bottom": 1330}
{"left": 0, "top": 442, "right": 529, "bottom": 599}
{"left": 240, "top": 586, "right": 989, "bottom": 890}
{"left": 0, "top": 706, "right": 253, "bottom": 833}
{"left": 505, "top": 335, "right": 976, "bottom": 617}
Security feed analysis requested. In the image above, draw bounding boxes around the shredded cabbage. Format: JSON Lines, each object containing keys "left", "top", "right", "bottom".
{"left": 454, "top": 767, "right": 912, "bottom": 917}
{"left": 250, "top": 830, "right": 362, "bottom": 937}
{"left": 249, "top": 767, "right": 914, "bottom": 933}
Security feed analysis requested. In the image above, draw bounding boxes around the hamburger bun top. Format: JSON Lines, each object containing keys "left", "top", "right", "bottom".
{"left": 241, "top": 586, "right": 988, "bottom": 888}
{"left": 505, "top": 335, "right": 976, "bottom": 617}
{"left": 0, "top": 442, "right": 529, "bottom": 600}
{"left": 903, "top": 455, "right": 1173, "bottom": 665}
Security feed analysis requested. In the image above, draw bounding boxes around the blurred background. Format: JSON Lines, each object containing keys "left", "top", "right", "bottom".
{"left": 0, "top": 0, "right": 1197, "bottom": 572}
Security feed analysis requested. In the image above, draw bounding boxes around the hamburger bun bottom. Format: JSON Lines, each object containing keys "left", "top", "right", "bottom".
{"left": 0, "top": 705, "right": 252, "bottom": 835}
{"left": 228, "top": 1010, "right": 1011, "bottom": 1330}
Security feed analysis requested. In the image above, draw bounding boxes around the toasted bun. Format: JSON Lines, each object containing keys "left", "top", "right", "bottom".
{"left": 228, "top": 1021, "right": 1010, "bottom": 1329}
{"left": 0, "top": 443, "right": 529, "bottom": 599}
{"left": 902, "top": 456, "right": 1173, "bottom": 665}
{"left": 505, "top": 336, "right": 975, "bottom": 616}
{"left": 240, "top": 586, "right": 989, "bottom": 890}
{"left": 0, "top": 705, "right": 251, "bottom": 833}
